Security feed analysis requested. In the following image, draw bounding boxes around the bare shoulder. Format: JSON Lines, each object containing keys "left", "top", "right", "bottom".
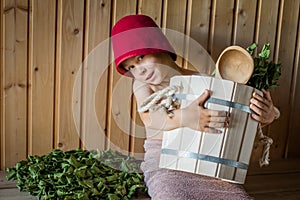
{"left": 133, "top": 80, "right": 153, "bottom": 106}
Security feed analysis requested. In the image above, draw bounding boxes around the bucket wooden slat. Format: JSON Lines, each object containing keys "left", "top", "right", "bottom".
{"left": 218, "top": 84, "right": 257, "bottom": 182}
{"left": 196, "top": 77, "right": 231, "bottom": 176}
{"left": 177, "top": 76, "right": 200, "bottom": 173}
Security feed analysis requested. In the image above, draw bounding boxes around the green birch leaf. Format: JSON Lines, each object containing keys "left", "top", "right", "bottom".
{"left": 246, "top": 43, "right": 282, "bottom": 90}
{"left": 246, "top": 43, "right": 257, "bottom": 55}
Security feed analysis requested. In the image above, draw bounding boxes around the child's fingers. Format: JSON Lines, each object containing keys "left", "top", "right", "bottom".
{"left": 252, "top": 92, "right": 266, "bottom": 104}
{"left": 251, "top": 93, "right": 271, "bottom": 110}
{"left": 209, "top": 116, "right": 229, "bottom": 122}
{"left": 208, "top": 121, "right": 229, "bottom": 128}
{"left": 250, "top": 103, "right": 270, "bottom": 125}
{"left": 251, "top": 109, "right": 269, "bottom": 124}
{"left": 203, "top": 115, "right": 229, "bottom": 130}
{"left": 250, "top": 105, "right": 264, "bottom": 122}
{"left": 250, "top": 99, "right": 266, "bottom": 111}
{"left": 253, "top": 91, "right": 272, "bottom": 106}
{"left": 203, "top": 127, "right": 222, "bottom": 134}
{"left": 250, "top": 103, "right": 261, "bottom": 115}
{"left": 251, "top": 112, "right": 261, "bottom": 122}
{"left": 262, "top": 89, "right": 272, "bottom": 101}
{"left": 207, "top": 110, "right": 228, "bottom": 117}
{"left": 196, "top": 89, "right": 211, "bottom": 106}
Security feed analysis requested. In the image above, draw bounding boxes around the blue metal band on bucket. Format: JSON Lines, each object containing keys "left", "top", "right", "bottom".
{"left": 173, "top": 94, "right": 251, "bottom": 113}
{"left": 161, "top": 148, "right": 248, "bottom": 170}
{"left": 207, "top": 97, "right": 251, "bottom": 113}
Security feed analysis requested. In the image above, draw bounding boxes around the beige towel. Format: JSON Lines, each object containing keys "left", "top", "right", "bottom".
{"left": 140, "top": 139, "right": 253, "bottom": 200}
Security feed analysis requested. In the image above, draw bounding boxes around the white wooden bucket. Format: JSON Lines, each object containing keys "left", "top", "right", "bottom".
{"left": 159, "top": 75, "right": 260, "bottom": 184}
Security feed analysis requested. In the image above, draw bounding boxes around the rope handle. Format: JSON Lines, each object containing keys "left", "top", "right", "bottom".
{"left": 138, "top": 85, "right": 182, "bottom": 117}
{"left": 257, "top": 124, "right": 273, "bottom": 167}
{"left": 258, "top": 106, "right": 280, "bottom": 167}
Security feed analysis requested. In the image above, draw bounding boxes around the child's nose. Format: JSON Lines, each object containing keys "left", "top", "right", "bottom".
{"left": 137, "top": 66, "right": 146, "bottom": 75}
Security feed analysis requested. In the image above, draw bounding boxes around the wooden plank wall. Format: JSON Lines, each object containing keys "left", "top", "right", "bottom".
{"left": 0, "top": 0, "right": 299, "bottom": 172}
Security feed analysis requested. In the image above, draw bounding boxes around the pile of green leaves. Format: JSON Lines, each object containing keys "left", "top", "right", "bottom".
{"left": 6, "top": 149, "right": 147, "bottom": 200}
{"left": 246, "top": 43, "right": 282, "bottom": 90}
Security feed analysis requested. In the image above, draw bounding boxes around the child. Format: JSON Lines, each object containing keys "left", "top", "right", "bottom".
{"left": 112, "top": 14, "right": 277, "bottom": 200}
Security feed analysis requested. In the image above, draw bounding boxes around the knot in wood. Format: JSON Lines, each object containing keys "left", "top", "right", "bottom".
{"left": 73, "top": 28, "right": 80, "bottom": 35}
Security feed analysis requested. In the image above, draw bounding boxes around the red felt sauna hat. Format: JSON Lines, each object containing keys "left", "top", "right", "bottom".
{"left": 111, "top": 14, "right": 177, "bottom": 77}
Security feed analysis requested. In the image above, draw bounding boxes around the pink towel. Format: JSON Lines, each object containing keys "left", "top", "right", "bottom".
{"left": 140, "top": 139, "right": 253, "bottom": 200}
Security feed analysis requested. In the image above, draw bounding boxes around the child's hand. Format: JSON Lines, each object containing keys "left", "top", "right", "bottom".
{"left": 250, "top": 89, "right": 276, "bottom": 126}
{"left": 182, "top": 90, "right": 229, "bottom": 133}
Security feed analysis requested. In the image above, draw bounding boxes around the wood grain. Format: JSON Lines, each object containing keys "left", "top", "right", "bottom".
{"left": 211, "top": 0, "right": 235, "bottom": 61}
{"left": 129, "top": 0, "right": 165, "bottom": 157}
{"left": 79, "top": 0, "right": 112, "bottom": 151}
{"left": 2, "top": 0, "right": 28, "bottom": 168}
{"left": 54, "top": 0, "right": 84, "bottom": 150}
{"left": 284, "top": 0, "right": 300, "bottom": 158}
{"left": 163, "top": 0, "right": 187, "bottom": 67}
{"left": 106, "top": 0, "right": 136, "bottom": 153}
{"left": 234, "top": 0, "right": 257, "bottom": 47}
{"left": 0, "top": 0, "right": 4, "bottom": 170}
{"left": 27, "top": 0, "right": 56, "bottom": 156}
{"left": 245, "top": 172, "right": 300, "bottom": 194}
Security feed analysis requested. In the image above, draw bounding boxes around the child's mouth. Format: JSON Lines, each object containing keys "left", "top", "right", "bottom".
{"left": 146, "top": 71, "right": 154, "bottom": 81}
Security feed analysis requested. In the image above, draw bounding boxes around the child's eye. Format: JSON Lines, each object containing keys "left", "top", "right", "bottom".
{"left": 137, "top": 55, "right": 144, "bottom": 61}
{"left": 128, "top": 65, "right": 135, "bottom": 71}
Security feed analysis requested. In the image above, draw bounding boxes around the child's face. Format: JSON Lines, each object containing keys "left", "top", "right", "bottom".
{"left": 121, "top": 53, "right": 173, "bottom": 85}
